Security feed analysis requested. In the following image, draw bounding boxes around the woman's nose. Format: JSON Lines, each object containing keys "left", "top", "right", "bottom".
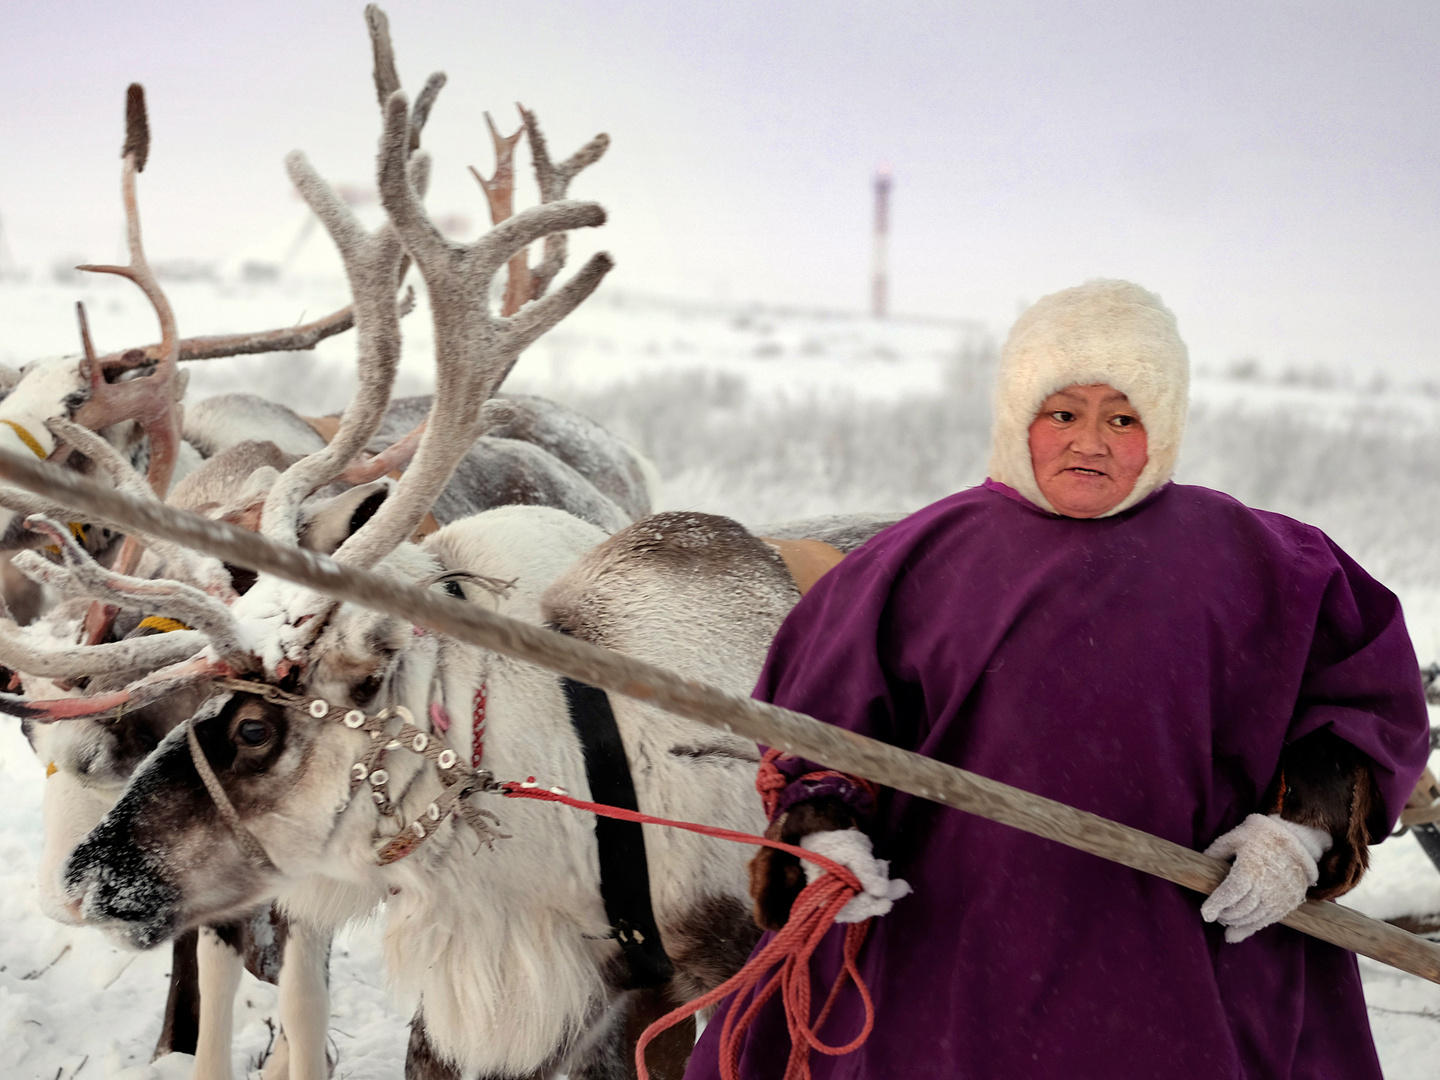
{"left": 1070, "top": 419, "right": 1107, "bottom": 454}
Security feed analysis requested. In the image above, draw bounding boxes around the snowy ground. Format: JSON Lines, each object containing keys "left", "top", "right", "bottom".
{"left": 3, "top": 275, "right": 1440, "bottom": 1076}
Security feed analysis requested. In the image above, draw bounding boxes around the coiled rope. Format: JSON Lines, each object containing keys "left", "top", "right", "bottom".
{"left": 500, "top": 781, "right": 877, "bottom": 1080}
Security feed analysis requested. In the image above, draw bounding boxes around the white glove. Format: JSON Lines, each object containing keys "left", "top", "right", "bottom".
{"left": 801, "top": 829, "right": 913, "bottom": 923}
{"left": 1201, "top": 814, "right": 1332, "bottom": 943}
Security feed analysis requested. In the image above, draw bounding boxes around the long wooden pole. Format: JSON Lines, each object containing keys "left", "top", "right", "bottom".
{"left": 1, "top": 448, "right": 1438, "bottom": 983}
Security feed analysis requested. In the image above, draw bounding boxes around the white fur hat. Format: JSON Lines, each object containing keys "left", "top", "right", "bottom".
{"left": 987, "top": 279, "right": 1189, "bottom": 517}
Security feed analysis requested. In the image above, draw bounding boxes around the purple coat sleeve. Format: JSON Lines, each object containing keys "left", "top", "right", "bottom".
{"left": 1287, "top": 536, "right": 1431, "bottom": 835}
{"left": 754, "top": 542, "right": 918, "bottom": 824}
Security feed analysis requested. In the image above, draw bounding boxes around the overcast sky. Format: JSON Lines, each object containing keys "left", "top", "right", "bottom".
{"left": 3, "top": 1, "right": 1439, "bottom": 377}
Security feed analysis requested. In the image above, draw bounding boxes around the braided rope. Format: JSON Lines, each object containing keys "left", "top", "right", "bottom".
{"left": 499, "top": 783, "right": 876, "bottom": 1080}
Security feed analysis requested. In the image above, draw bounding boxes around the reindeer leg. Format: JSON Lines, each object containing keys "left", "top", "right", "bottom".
{"left": 194, "top": 925, "right": 244, "bottom": 1080}
{"left": 405, "top": 1008, "right": 462, "bottom": 1080}
{"left": 272, "top": 919, "right": 332, "bottom": 1080}
{"left": 153, "top": 927, "right": 201, "bottom": 1060}
{"left": 565, "top": 987, "right": 694, "bottom": 1080}
{"left": 619, "top": 987, "right": 694, "bottom": 1080}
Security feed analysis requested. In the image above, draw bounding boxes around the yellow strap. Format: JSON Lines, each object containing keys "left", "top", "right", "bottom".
{"left": 0, "top": 424, "right": 90, "bottom": 542}
{"left": 0, "top": 419, "right": 47, "bottom": 459}
{"left": 138, "top": 616, "right": 192, "bottom": 634}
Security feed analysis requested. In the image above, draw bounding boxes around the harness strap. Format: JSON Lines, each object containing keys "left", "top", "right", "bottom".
{"left": 185, "top": 718, "right": 278, "bottom": 871}
{"left": 207, "top": 677, "right": 504, "bottom": 866}
{"left": 138, "top": 615, "right": 192, "bottom": 634}
{"left": 563, "top": 676, "right": 675, "bottom": 989}
{"left": 0, "top": 419, "right": 48, "bottom": 460}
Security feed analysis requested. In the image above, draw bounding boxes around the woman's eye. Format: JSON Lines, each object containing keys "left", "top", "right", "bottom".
{"left": 1110, "top": 415, "right": 1138, "bottom": 428}
{"left": 236, "top": 719, "right": 271, "bottom": 747}
{"left": 1051, "top": 411, "right": 1075, "bottom": 423}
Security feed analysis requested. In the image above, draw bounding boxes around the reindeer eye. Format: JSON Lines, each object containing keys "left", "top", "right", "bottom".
{"left": 236, "top": 719, "right": 272, "bottom": 747}
{"left": 354, "top": 672, "right": 386, "bottom": 707}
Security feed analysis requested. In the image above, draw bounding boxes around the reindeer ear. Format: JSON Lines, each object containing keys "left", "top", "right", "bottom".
{"left": 298, "top": 479, "right": 394, "bottom": 555}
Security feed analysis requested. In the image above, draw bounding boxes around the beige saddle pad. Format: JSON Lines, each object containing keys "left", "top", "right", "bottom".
{"left": 761, "top": 537, "right": 846, "bottom": 597}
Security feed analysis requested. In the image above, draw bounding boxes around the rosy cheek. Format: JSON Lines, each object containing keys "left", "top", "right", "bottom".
{"left": 1119, "top": 434, "right": 1149, "bottom": 477}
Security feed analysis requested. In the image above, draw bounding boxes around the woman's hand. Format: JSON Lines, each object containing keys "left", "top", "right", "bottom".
{"left": 1201, "top": 814, "right": 1333, "bottom": 942}
{"left": 800, "top": 828, "right": 912, "bottom": 923}
{"left": 748, "top": 796, "right": 857, "bottom": 930}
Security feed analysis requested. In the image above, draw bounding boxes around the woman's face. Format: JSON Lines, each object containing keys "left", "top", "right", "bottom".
{"left": 1027, "top": 383, "right": 1149, "bottom": 518}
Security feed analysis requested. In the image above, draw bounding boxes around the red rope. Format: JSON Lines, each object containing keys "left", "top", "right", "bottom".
{"left": 501, "top": 782, "right": 877, "bottom": 1080}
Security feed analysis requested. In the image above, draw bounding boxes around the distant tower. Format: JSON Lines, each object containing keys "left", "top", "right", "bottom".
{"left": 871, "top": 165, "right": 892, "bottom": 318}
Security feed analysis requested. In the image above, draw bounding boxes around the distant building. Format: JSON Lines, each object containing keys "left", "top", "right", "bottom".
{"left": 872, "top": 166, "right": 892, "bottom": 318}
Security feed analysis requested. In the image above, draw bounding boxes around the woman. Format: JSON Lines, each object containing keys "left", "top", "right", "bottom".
{"left": 689, "top": 280, "right": 1430, "bottom": 1079}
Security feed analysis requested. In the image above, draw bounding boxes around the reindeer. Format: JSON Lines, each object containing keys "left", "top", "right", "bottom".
{"left": 3, "top": 28, "right": 659, "bottom": 1080}
{"left": 0, "top": 13, "right": 664, "bottom": 1078}
{"left": 0, "top": 45, "right": 649, "bottom": 620}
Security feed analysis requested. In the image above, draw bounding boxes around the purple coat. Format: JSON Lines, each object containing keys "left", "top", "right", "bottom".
{"left": 687, "top": 480, "right": 1429, "bottom": 1080}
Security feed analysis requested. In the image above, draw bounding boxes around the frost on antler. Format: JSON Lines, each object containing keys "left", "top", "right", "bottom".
{"left": 520, "top": 106, "right": 609, "bottom": 300}
{"left": 332, "top": 92, "right": 612, "bottom": 571}
{"left": 0, "top": 618, "right": 205, "bottom": 679}
{"left": 14, "top": 518, "right": 253, "bottom": 670}
{"left": 44, "top": 418, "right": 234, "bottom": 600}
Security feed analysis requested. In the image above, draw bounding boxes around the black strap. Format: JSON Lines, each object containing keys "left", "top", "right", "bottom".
{"left": 561, "top": 676, "right": 674, "bottom": 988}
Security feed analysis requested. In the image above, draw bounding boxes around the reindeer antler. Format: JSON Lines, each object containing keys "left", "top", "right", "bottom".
{"left": 519, "top": 105, "right": 609, "bottom": 301}
{"left": 95, "top": 303, "right": 363, "bottom": 373}
{"left": 470, "top": 114, "right": 533, "bottom": 315}
{"left": 44, "top": 417, "right": 234, "bottom": 600}
{"left": 72, "top": 85, "right": 184, "bottom": 516}
{"left": 468, "top": 106, "right": 610, "bottom": 320}
{"left": 13, "top": 518, "right": 253, "bottom": 671}
{"left": 258, "top": 150, "right": 429, "bottom": 548}
{"left": 1, "top": 654, "right": 227, "bottom": 723}
{"left": 329, "top": 92, "right": 612, "bottom": 571}
{"left": 0, "top": 617, "right": 206, "bottom": 680}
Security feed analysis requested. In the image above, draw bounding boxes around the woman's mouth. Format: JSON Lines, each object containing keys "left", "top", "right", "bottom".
{"left": 1065, "top": 467, "right": 1108, "bottom": 478}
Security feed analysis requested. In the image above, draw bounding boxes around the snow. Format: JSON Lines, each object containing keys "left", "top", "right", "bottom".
{"left": 3, "top": 274, "right": 1440, "bottom": 1076}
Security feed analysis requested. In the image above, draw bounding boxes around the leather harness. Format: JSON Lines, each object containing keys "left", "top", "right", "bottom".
{"left": 563, "top": 535, "right": 845, "bottom": 989}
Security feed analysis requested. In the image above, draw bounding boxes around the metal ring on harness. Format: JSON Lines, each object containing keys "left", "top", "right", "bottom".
{"left": 205, "top": 677, "right": 504, "bottom": 865}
